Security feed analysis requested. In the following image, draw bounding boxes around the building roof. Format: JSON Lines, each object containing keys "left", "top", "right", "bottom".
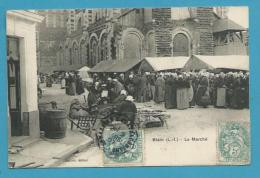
{"left": 213, "top": 19, "right": 246, "bottom": 33}
{"left": 89, "top": 59, "right": 142, "bottom": 73}
{"left": 143, "top": 57, "right": 190, "bottom": 71}
{"left": 89, "top": 60, "right": 116, "bottom": 73}
{"left": 184, "top": 55, "right": 249, "bottom": 71}
{"left": 106, "top": 59, "right": 142, "bottom": 73}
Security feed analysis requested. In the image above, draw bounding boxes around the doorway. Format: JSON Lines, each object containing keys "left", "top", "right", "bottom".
{"left": 7, "top": 36, "right": 22, "bottom": 136}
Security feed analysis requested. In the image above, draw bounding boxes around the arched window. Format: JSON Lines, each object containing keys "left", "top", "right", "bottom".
{"left": 69, "top": 48, "right": 72, "bottom": 65}
{"left": 90, "top": 37, "right": 98, "bottom": 67}
{"left": 72, "top": 42, "right": 78, "bottom": 65}
{"left": 123, "top": 33, "right": 142, "bottom": 60}
{"left": 172, "top": 33, "right": 189, "bottom": 56}
{"left": 79, "top": 40, "right": 86, "bottom": 65}
{"left": 100, "top": 33, "right": 108, "bottom": 62}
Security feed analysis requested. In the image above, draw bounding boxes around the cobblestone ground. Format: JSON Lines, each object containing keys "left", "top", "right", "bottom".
{"left": 40, "top": 83, "right": 250, "bottom": 167}
{"left": 39, "top": 83, "right": 89, "bottom": 113}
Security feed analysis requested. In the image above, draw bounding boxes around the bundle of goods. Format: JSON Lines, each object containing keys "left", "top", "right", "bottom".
{"left": 137, "top": 108, "right": 170, "bottom": 128}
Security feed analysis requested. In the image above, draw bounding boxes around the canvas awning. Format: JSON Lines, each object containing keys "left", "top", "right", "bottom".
{"left": 89, "top": 59, "right": 142, "bottom": 73}
{"left": 184, "top": 55, "right": 249, "bottom": 71}
{"left": 139, "top": 57, "right": 190, "bottom": 72}
{"left": 213, "top": 19, "right": 246, "bottom": 33}
{"left": 88, "top": 60, "right": 116, "bottom": 73}
{"left": 106, "top": 59, "right": 142, "bottom": 73}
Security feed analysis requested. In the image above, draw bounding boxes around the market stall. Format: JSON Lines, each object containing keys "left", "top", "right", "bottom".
{"left": 183, "top": 55, "right": 249, "bottom": 71}
{"left": 138, "top": 56, "right": 190, "bottom": 72}
{"left": 106, "top": 59, "right": 142, "bottom": 73}
{"left": 88, "top": 60, "right": 116, "bottom": 73}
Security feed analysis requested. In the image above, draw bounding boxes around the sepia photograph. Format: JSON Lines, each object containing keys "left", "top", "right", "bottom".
{"left": 7, "top": 6, "right": 249, "bottom": 168}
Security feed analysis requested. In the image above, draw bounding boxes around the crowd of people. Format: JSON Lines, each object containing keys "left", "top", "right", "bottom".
{"left": 37, "top": 71, "right": 86, "bottom": 97}
{"left": 62, "top": 72, "right": 85, "bottom": 96}
{"left": 86, "top": 70, "right": 249, "bottom": 110}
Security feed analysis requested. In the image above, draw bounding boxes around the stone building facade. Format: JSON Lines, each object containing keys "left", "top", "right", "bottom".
{"left": 55, "top": 7, "right": 248, "bottom": 71}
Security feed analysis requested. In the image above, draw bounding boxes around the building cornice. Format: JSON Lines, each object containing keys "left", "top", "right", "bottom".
{"left": 7, "top": 10, "right": 44, "bottom": 23}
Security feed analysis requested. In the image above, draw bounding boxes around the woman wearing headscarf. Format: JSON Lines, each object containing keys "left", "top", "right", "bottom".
{"left": 215, "top": 72, "right": 227, "bottom": 107}
{"left": 154, "top": 73, "right": 165, "bottom": 104}
{"left": 176, "top": 74, "right": 190, "bottom": 110}
{"left": 87, "top": 86, "right": 100, "bottom": 107}
{"left": 196, "top": 73, "right": 210, "bottom": 107}
{"left": 125, "top": 74, "right": 135, "bottom": 97}
{"left": 231, "top": 73, "right": 244, "bottom": 109}
{"left": 139, "top": 72, "right": 148, "bottom": 102}
{"left": 164, "top": 73, "right": 177, "bottom": 109}
{"left": 69, "top": 99, "right": 89, "bottom": 121}
{"left": 76, "top": 75, "right": 85, "bottom": 95}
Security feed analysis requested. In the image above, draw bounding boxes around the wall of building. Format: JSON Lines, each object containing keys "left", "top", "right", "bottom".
{"left": 37, "top": 10, "right": 68, "bottom": 72}
{"left": 7, "top": 11, "right": 43, "bottom": 138}
{"left": 54, "top": 7, "right": 248, "bottom": 70}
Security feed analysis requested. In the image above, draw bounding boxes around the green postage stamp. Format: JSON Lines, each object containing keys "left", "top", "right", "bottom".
{"left": 102, "top": 129, "right": 144, "bottom": 166}
{"left": 217, "top": 121, "right": 250, "bottom": 165}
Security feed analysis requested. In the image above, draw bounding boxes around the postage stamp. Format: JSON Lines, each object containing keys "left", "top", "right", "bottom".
{"left": 217, "top": 121, "right": 250, "bottom": 165}
{"left": 102, "top": 129, "right": 144, "bottom": 166}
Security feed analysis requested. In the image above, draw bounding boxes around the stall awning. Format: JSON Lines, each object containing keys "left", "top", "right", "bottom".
{"left": 57, "top": 64, "right": 85, "bottom": 72}
{"left": 213, "top": 19, "right": 246, "bottom": 33}
{"left": 106, "top": 59, "right": 142, "bottom": 73}
{"left": 89, "top": 59, "right": 142, "bottom": 73}
{"left": 184, "top": 55, "right": 249, "bottom": 71}
{"left": 89, "top": 60, "right": 116, "bottom": 73}
{"left": 140, "top": 57, "right": 190, "bottom": 72}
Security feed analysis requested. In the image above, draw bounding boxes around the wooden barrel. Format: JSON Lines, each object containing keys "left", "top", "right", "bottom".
{"left": 45, "top": 109, "right": 67, "bottom": 139}
{"left": 38, "top": 102, "right": 51, "bottom": 131}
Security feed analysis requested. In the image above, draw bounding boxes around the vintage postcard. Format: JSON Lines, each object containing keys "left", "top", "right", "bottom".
{"left": 6, "top": 6, "right": 249, "bottom": 167}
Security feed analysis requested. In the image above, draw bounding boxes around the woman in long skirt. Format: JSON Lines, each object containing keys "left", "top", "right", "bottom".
{"left": 188, "top": 80, "right": 194, "bottom": 107}
{"left": 176, "top": 75, "right": 189, "bottom": 110}
{"left": 165, "top": 75, "right": 177, "bottom": 109}
{"left": 61, "top": 77, "right": 66, "bottom": 89}
{"left": 154, "top": 74, "right": 165, "bottom": 104}
{"left": 196, "top": 75, "right": 210, "bottom": 107}
{"left": 216, "top": 87, "right": 226, "bottom": 107}
{"left": 215, "top": 74, "right": 226, "bottom": 107}
{"left": 231, "top": 76, "right": 243, "bottom": 109}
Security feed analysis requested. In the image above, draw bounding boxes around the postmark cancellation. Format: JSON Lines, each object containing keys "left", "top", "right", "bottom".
{"left": 102, "top": 129, "right": 144, "bottom": 166}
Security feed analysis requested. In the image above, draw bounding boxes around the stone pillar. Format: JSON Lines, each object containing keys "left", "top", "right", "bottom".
{"left": 196, "top": 7, "right": 214, "bottom": 55}
{"left": 153, "top": 8, "right": 172, "bottom": 57}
